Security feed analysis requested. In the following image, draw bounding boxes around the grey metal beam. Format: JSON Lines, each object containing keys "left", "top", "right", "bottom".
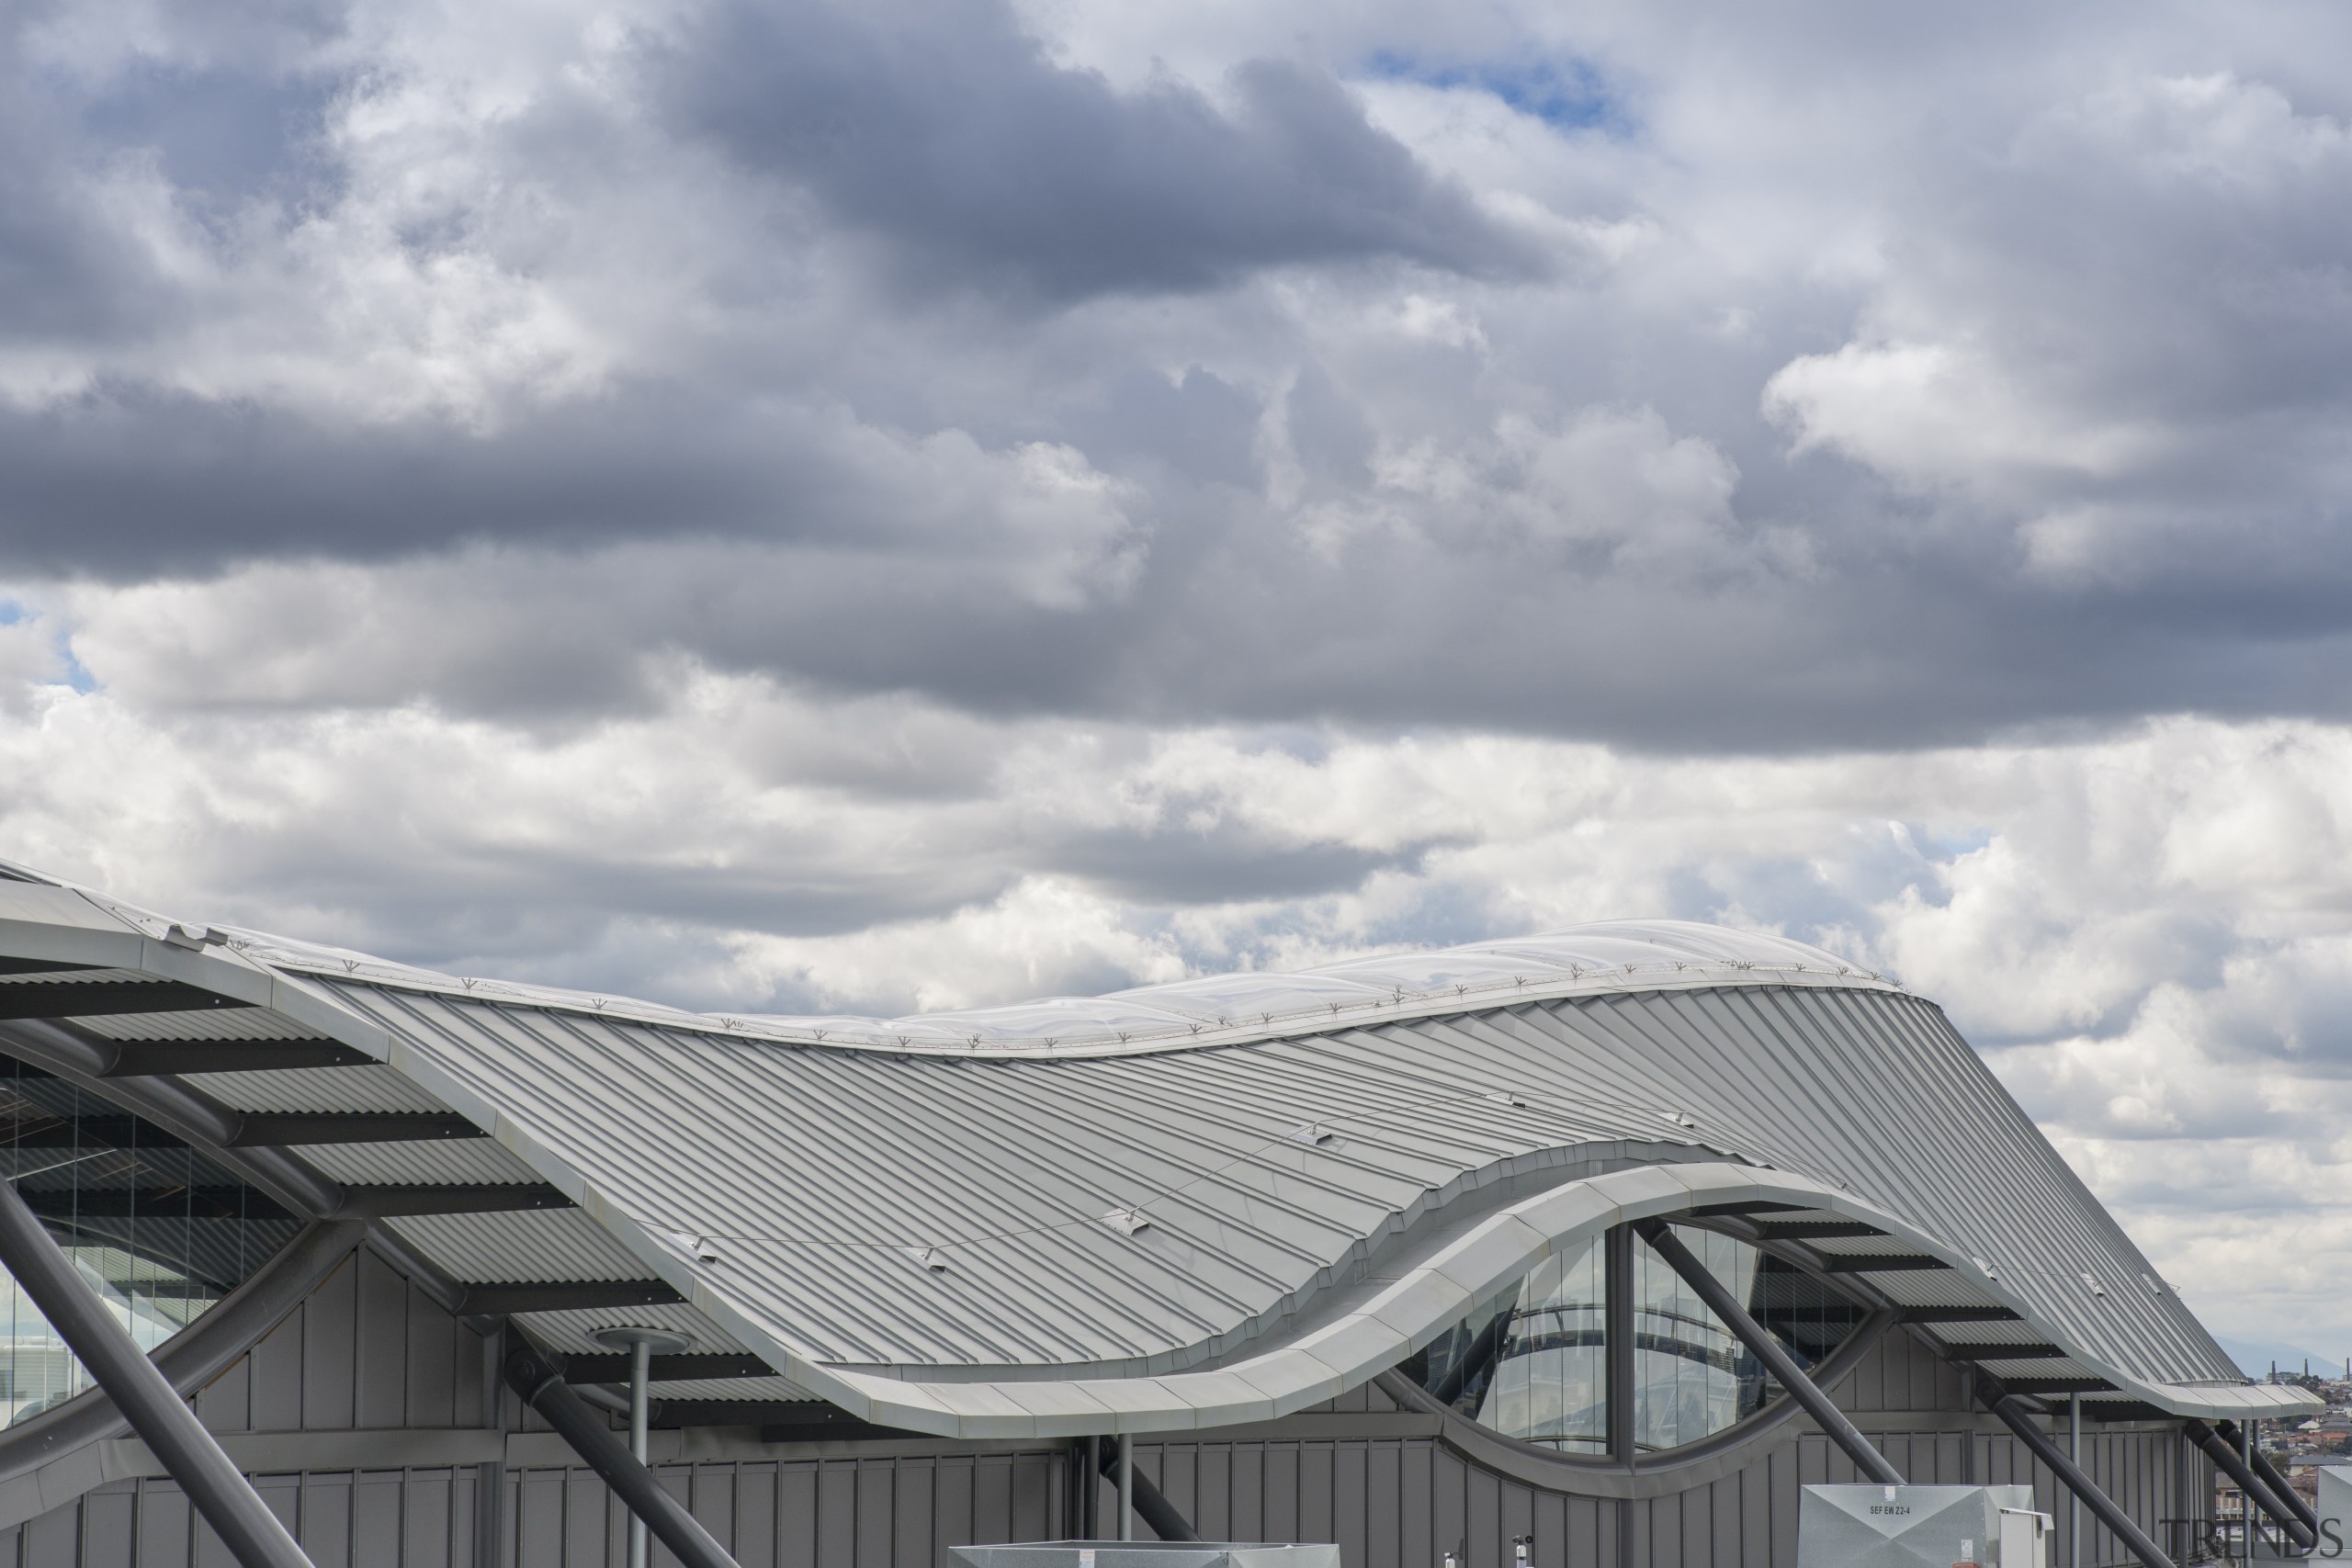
{"left": 0, "top": 981, "right": 251, "bottom": 1020}
{"left": 225, "top": 1112, "right": 484, "bottom": 1146}
{"left": 458, "top": 1280, "right": 683, "bottom": 1314}
{"left": 1751, "top": 1222, "right": 1885, "bottom": 1240}
{"left": 1978, "top": 1376, "right": 2176, "bottom": 1568}
{"left": 1635, "top": 1218, "right": 1903, "bottom": 1483}
{"left": 0, "top": 1170, "right": 314, "bottom": 1568}
{"left": 99, "top": 1039, "right": 378, "bottom": 1076}
{"left": 1096, "top": 1440, "right": 1202, "bottom": 1543}
{"left": 503, "top": 1340, "right": 741, "bottom": 1568}
{"left": 560, "top": 1353, "right": 774, "bottom": 1382}
{"left": 1428, "top": 1302, "right": 1511, "bottom": 1407}
{"left": 2217, "top": 1419, "right": 2320, "bottom": 1536}
{"left": 335, "top": 1183, "right": 572, "bottom": 1216}
{"left": 2188, "top": 1419, "right": 2315, "bottom": 1546}
{"left": 0, "top": 958, "right": 95, "bottom": 976}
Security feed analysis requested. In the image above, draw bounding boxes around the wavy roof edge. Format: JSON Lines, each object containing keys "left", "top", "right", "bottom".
{"left": 9, "top": 857, "right": 1903, "bottom": 1055}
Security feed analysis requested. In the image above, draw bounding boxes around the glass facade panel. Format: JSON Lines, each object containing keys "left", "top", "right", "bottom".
{"left": 1402, "top": 1235, "right": 1610, "bottom": 1453}
{"left": 1399, "top": 1223, "right": 1867, "bottom": 1457}
{"left": 0, "top": 1062, "right": 301, "bottom": 1424}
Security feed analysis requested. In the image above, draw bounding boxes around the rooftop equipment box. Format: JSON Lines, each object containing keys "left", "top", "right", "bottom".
{"left": 949, "top": 1546, "right": 1340, "bottom": 1568}
{"left": 1800, "top": 1485, "right": 2049, "bottom": 1568}
{"left": 2319, "top": 1469, "right": 2352, "bottom": 1555}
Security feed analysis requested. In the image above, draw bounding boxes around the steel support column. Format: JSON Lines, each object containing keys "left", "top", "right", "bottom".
{"left": 1978, "top": 1377, "right": 2175, "bottom": 1568}
{"left": 2244, "top": 1421, "right": 2256, "bottom": 1566}
{"left": 2185, "top": 1419, "right": 2313, "bottom": 1551}
{"left": 0, "top": 1169, "right": 315, "bottom": 1568}
{"left": 1096, "top": 1439, "right": 1202, "bottom": 1542}
{"left": 2219, "top": 1419, "right": 2321, "bottom": 1536}
{"left": 1116, "top": 1434, "right": 1134, "bottom": 1540}
{"left": 503, "top": 1342, "right": 741, "bottom": 1568}
{"left": 2069, "top": 1401, "right": 2088, "bottom": 1568}
{"left": 1634, "top": 1219, "right": 1902, "bottom": 1483}
{"left": 1606, "top": 1223, "right": 1635, "bottom": 1464}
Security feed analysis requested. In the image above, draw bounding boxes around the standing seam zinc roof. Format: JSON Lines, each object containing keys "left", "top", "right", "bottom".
{"left": 0, "top": 870, "right": 2311, "bottom": 1435}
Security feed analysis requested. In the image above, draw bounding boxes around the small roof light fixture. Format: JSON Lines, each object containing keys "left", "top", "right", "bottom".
{"left": 668, "top": 1230, "right": 721, "bottom": 1263}
{"left": 2080, "top": 1271, "right": 2106, "bottom": 1298}
{"left": 906, "top": 1246, "right": 948, "bottom": 1272}
{"left": 1973, "top": 1256, "right": 1998, "bottom": 1280}
{"left": 1662, "top": 1110, "right": 1699, "bottom": 1130}
{"left": 1289, "top": 1122, "right": 1337, "bottom": 1145}
{"left": 1102, "top": 1208, "right": 1151, "bottom": 1236}
{"left": 1487, "top": 1091, "right": 1528, "bottom": 1109}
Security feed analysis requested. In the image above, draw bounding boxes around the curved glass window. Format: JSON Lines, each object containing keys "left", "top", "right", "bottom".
{"left": 1398, "top": 1223, "right": 1869, "bottom": 1457}
{"left": 0, "top": 1062, "right": 301, "bottom": 1424}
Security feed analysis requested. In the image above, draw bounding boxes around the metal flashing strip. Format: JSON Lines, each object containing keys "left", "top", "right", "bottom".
{"left": 636, "top": 1164, "right": 2316, "bottom": 1438}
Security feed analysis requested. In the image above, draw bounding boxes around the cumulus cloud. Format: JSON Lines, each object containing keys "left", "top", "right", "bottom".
{"left": 656, "top": 0, "right": 1543, "bottom": 302}
{"left": 8, "top": 0, "right": 2352, "bottom": 1357}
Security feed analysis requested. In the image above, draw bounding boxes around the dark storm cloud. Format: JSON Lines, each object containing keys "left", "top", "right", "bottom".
{"left": 11, "top": 0, "right": 2352, "bottom": 755}
{"left": 653, "top": 0, "right": 1542, "bottom": 300}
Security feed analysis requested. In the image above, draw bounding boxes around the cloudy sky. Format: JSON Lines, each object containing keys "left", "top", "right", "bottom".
{"left": 5, "top": 0, "right": 2352, "bottom": 1361}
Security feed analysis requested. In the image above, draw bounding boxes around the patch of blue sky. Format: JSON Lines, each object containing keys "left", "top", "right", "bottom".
{"left": 0, "top": 599, "right": 96, "bottom": 692}
{"left": 1359, "top": 51, "right": 1629, "bottom": 135}
{"left": 1909, "top": 824, "right": 1994, "bottom": 863}
{"left": 54, "top": 643, "right": 97, "bottom": 694}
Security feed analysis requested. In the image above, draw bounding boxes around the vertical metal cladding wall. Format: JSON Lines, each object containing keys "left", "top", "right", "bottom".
{"left": 0, "top": 1424, "right": 2204, "bottom": 1568}
{"left": 0, "top": 1240, "right": 2218, "bottom": 1566}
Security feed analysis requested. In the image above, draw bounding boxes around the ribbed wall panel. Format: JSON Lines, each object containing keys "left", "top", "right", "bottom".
{"left": 197, "top": 1065, "right": 451, "bottom": 1113}
{"left": 0, "top": 1246, "right": 2217, "bottom": 1568}
{"left": 299, "top": 1139, "right": 541, "bottom": 1186}
{"left": 385, "top": 1210, "right": 652, "bottom": 1284}
{"left": 71, "top": 1008, "right": 330, "bottom": 1042}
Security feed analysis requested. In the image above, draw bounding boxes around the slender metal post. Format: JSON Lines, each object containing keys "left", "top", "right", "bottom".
{"left": 592, "top": 1327, "right": 691, "bottom": 1568}
{"left": 508, "top": 1341, "right": 739, "bottom": 1568}
{"left": 2069, "top": 1401, "right": 2088, "bottom": 1568}
{"left": 1098, "top": 1442, "right": 1202, "bottom": 1543}
{"left": 0, "top": 1172, "right": 315, "bottom": 1568}
{"left": 1978, "top": 1377, "right": 2175, "bottom": 1568}
{"left": 2242, "top": 1420, "right": 2256, "bottom": 1566}
{"left": 1634, "top": 1220, "right": 1901, "bottom": 1483}
{"left": 1117, "top": 1434, "right": 1134, "bottom": 1540}
{"left": 629, "top": 1337, "right": 651, "bottom": 1568}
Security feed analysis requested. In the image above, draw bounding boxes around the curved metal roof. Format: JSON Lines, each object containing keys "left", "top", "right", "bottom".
{"left": 0, "top": 863, "right": 2315, "bottom": 1437}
